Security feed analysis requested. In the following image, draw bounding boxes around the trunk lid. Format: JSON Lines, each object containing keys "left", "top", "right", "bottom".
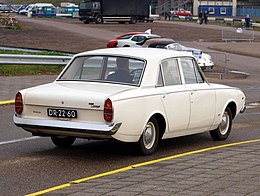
{"left": 23, "top": 81, "right": 133, "bottom": 110}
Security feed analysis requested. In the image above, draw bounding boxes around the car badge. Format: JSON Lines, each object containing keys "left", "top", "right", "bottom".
{"left": 89, "top": 103, "right": 100, "bottom": 108}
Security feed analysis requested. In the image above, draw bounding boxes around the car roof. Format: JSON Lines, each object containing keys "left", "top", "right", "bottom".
{"left": 143, "top": 38, "right": 175, "bottom": 47}
{"left": 125, "top": 33, "right": 160, "bottom": 38}
{"left": 75, "top": 48, "right": 192, "bottom": 61}
{"left": 118, "top": 32, "right": 143, "bottom": 36}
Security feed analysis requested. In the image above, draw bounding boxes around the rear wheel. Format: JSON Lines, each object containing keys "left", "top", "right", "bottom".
{"left": 130, "top": 16, "right": 137, "bottom": 24}
{"left": 210, "top": 108, "right": 232, "bottom": 140}
{"left": 51, "top": 136, "right": 76, "bottom": 147}
{"left": 137, "top": 117, "right": 159, "bottom": 155}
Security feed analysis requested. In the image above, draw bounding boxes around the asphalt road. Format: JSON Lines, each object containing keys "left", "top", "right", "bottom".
{"left": 0, "top": 58, "right": 259, "bottom": 196}
{"left": 0, "top": 19, "right": 260, "bottom": 196}
{"left": 0, "top": 104, "right": 259, "bottom": 196}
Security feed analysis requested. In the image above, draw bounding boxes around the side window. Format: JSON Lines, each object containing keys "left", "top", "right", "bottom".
{"left": 132, "top": 36, "right": 145, "bottom": 42}
{"left": 161, "top": 59, "right": 182, "bottom": 86}
{"left": 93, "top": 2, "right": 100, "bottom": 9}
{"left": 131, "top": 36, "right": 139, "bottom": 42}
{"left": 180, "top": 57, "right": 204, "bottom": 84}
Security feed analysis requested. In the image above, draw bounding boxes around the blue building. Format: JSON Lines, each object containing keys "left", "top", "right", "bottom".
{"left": 194, "top": 0, "right": 236, "bottom": 17}
{"left": 155, "top": 0, "right": 260, "bottom": 17}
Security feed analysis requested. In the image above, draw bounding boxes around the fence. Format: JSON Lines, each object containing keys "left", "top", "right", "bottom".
{"left": 204, "top": 52, "right": 228, "bottom": 79}
{"left": 0, "top": 54, "right": 72, "bottom": 65}
{"left": 222, "top": 28, "right": 255, "bottom": 42}
{"left": 237, "top": 6, "right": 260, "bottom": 17}
{"left": 0, "top": 52, "right": 230, "bottom": 79}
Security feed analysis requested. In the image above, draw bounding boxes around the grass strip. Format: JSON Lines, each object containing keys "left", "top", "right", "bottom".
{"left": 0, "top": 65, "right": 62, "bottom": 76}
{"left": 0, "top": 49, "right": 68, "bottom": 56}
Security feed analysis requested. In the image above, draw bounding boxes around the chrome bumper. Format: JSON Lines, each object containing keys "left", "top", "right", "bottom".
{"left": 13, "top": 115, "right": 121, "bottom": 139}
{"left": 240, "top": 105, "right": 246, "bottom": 113}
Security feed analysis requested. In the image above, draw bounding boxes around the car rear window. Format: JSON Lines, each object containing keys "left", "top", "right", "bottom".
{"left": 58, "top": 55, "right": 146, "bottom": 86}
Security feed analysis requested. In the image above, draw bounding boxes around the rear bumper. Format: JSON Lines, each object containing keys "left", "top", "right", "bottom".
{"left": 13, "top": 115, "right": 121, "bottom": 139}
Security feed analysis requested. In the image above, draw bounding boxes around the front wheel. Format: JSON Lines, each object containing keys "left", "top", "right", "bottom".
{"left": 137, "top": 117, "right": 159, "bottom": 155}
{"left": 95, "top": 15, "right": 103, "bottom": 24}
{"left": 210, "top": 108, "right": 232, "bottom": 140}
{"left": 51, "top": 136, "right": 76, "bottom": 147}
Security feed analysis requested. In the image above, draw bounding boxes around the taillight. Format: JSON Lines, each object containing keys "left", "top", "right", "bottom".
{"left": 15, "top": 92, "right": 23, "bottom": 114}
{"left": 104, "top": 98, "right": 113, "bottom": 122}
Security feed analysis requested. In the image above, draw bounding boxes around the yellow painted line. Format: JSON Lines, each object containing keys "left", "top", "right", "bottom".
{"left": 26, "top": 138, "right": 260, "bottom": 196}
{"left": 0, "top": 100, "right": 15, "bottom": 105}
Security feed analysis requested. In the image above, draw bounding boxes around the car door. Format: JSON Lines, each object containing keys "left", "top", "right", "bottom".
{"left": 179, "top": 57, "right": 216, "bottom": 131}
{"left": 158, "top": 59, "right": 190, "bottom": 134}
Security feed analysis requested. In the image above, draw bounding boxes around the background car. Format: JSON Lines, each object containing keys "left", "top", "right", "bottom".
{"left": 166, "top": 43, "right": 214, "bottom": 69}
{"left": 173, "top": 8, "right": 192, "bottom": 17}
{"left": 16, "top": 4, "right": 29, "bottom": 14}
{"left": 17, "top": 4, "right": 34, "bottom": 15}
{"left": 115, "top": 33, "right": 160, "bottom": 47}
{"left": 0, "top": 4, "right": 14, "bottom": 13}
{"left": 107, "top": 32, "right": 143, "bottom": 48}
{"left": 14, "top": 48, "right": 245, "bottom": 155}
{"left": 142, "top": 38, "right": 175, "bottom": 48}
{"left": 144, "top": 38, "right": 214, "bottom": 69}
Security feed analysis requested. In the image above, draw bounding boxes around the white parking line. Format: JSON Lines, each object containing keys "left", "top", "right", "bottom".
{"left": 0, "top": 136, "right": 40, "bottom": 146}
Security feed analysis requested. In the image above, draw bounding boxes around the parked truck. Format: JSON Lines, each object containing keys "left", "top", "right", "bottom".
{"left": 79, "top": 0, "right": 151, "bottom": 24}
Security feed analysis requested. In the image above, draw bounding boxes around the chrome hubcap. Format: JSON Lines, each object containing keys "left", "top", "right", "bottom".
{"left": 143, "top": 122, "right": 156, "bottom": 150}
{"left": 219, "top": 111, "right": 230, "bottom": 135}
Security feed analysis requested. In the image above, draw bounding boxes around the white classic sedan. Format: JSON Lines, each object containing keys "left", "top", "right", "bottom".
{"left": 14, "top": 48, "right": 246, "bottom": 155}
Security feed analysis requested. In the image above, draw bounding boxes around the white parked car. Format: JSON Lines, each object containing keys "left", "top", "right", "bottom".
{"left": 14, "top": 48, "right": 246, "bottom": 155}
{"left": 18, "top": 3, "right": 55, "bottom": 15}
{"left": 144, "top": 39, "right": 214, "bottom": 70}
{"left": 18, "top": 4, "right": 34, "bottom": 15}
{"left": 116, "top": 33, "right": 160, "bottom": 47}
{"left": 166, "top": 43, "right": 214, "bottom": 69}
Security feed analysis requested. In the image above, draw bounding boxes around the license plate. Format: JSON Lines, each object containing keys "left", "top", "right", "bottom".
{"left": 47, "top": 108, "right": 77, "bottom": 118}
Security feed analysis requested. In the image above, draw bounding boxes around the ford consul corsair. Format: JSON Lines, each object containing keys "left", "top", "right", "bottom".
{"left": 14, "top": 48, "right": 246, "bottom": 155}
